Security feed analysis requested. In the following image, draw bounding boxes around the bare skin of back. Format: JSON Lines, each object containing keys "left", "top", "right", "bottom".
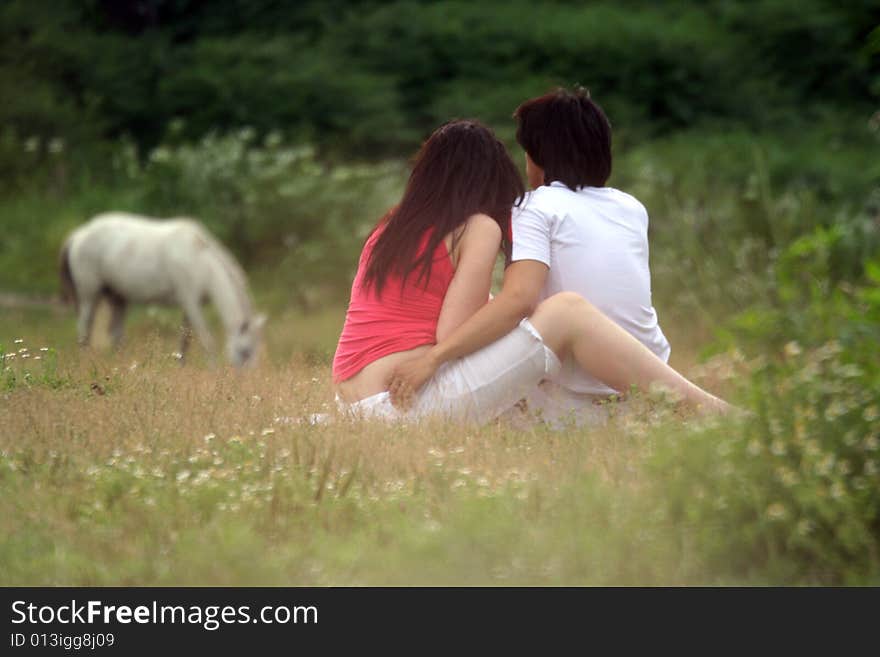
{"left": 335, "top": 344, "right": 433, "bottom": 403}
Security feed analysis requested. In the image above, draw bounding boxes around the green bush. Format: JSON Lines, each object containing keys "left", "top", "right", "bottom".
{"left": 0, "top": 130, "right": 405, "bottom": 303}
{"left": 647, "top": 249, "right": 880, "bottom": 584}
{"left": 651, "top": 346, "right": 880, "bottom": 583}
{"left": 604, "top": 121, "right": 880, "bottom": 343}
{"left": 2, "top": 1, "right": 876, "bottom": 156}
{"left": 140, "top": 128, "right": 405, "bottom": 307}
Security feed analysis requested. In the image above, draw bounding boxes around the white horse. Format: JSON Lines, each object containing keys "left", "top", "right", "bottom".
{"left": 60, "top": 212, "right": 266, "bottom": 367}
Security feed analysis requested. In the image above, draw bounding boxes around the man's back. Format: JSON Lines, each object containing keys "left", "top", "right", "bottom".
{"left": 512, "top": 181, "right": 670, "bottom": 396}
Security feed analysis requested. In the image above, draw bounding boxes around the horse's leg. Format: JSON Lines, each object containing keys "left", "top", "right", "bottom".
{"left": 76, "top": 292, "right": 99, "bottom": 347}
{"left": 179, "top": 298, "right": 215, "bottom": 359}
{"left": 179, "top": 316, "right": 192, "bottom": 365}
{"left": 107, "top": 295, "right": 127, "bottom": 349}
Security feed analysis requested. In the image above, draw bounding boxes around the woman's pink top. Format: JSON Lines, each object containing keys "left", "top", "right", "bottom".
{"left": 332, "top": 226, "right": 455, "bottom": 383}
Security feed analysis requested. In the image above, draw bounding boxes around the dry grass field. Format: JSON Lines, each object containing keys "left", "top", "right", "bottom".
{"left": 0, "top": 302, "right": 736, "bottom": 586}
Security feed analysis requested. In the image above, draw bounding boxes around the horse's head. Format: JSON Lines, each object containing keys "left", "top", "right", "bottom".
{"left": 227, "top": 313, "right": 267, "bottom": 367}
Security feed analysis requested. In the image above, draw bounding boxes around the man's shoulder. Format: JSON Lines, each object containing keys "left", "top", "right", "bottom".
{"left": 525, "top": 183, "right": 575, "bottom": 205}
{"left": 594, "top": 187, "right": 648, "bottom": 217}
{"left": 517, "top": 185, "right": 648, "bottom": 222}
{"left": 514, "top": 185, "right": 575, "bottom": 220}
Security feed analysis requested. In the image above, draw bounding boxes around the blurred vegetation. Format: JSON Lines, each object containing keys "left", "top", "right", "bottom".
{"left": 651, "top": 243, "right": 880, "bottom": 583}
{"left": 1, "top": 0, "right": 877, "bottom": 153}
{"left": 1, "top": 0, "right": 879, "bottom": 584}
{"left": 1, "top": 0, "right": 877, "bottom": 311}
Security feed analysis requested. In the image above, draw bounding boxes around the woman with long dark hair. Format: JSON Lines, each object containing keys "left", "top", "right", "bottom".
{"left": 333, "top": 120, "right": 727, "bottom": 423}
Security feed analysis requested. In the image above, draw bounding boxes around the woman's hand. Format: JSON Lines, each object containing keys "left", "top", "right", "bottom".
{"left": 388, "top": 351, "right": 440, "bottom": 409}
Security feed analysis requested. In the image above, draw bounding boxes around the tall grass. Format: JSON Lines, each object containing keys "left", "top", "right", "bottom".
{"left": 0, "top": 310, "right": 685, "bottom": 585}
{"left": 1, "top": 117, "right": 878, "bottom": 585}
{"left": 2, "top": 273, "right": 878, "bottom": 585}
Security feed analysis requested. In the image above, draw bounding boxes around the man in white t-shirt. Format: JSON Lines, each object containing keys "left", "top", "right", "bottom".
{"left": 507, "top": 87, "right": 669, "bottom": 423}
{"left": 513, "top": 183, "right": 670, "bottom": 398}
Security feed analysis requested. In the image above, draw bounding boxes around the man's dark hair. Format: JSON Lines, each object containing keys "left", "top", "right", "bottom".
{"left": 513, "top": 87, "right": 612, "bottom": 190}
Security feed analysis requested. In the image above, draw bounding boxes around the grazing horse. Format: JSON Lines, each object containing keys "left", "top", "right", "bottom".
{"left": 60, "top": 212, "right": 266, "bottom": 367}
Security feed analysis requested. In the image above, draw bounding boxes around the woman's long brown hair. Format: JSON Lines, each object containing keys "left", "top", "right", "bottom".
{"left": 363, "top": 120, "right": 525, "bottom": 296}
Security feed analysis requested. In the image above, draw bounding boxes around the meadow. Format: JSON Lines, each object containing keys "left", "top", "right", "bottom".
{"left": 2, "top": 121, "right": 878, "bottom": 585}
{"left": 0, "top": 303, "right": 735, "bottom": 586}
{"left": 1, "top": 0, "right": 877, "bottom": 587}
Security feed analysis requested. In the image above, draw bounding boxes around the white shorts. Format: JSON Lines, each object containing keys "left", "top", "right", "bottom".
{"left": 338, "top": 319, "right": 561, "bottom": 425}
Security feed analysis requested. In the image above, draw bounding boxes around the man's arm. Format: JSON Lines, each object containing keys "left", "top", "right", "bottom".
{"left": 432, "top": 259, "right": 548, "bottom": 362}
{"left": 388, "top": 259, "right": 549, "bottom": 407}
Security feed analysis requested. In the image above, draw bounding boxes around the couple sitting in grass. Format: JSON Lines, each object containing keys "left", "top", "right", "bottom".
{"left": 332, "top": 88, "right": 729, "bottom": 425}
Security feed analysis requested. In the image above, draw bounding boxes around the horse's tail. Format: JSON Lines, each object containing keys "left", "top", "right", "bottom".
{"left": 59, "top": 238, "right": 77, "bottom": 310}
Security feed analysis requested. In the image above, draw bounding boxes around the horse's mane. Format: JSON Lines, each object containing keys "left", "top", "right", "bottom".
{"left": 185, "top": 220, "right": 254, "bottom": 317}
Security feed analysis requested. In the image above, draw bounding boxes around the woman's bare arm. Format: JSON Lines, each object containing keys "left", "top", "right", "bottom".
{"left": 434, "top": 213, "right": 502, "bottom": 342}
